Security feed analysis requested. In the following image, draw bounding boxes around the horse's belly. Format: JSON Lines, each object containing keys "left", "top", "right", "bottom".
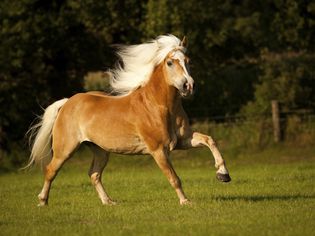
{"left": 91, "top": 135, "right": 149, "bottom": 155}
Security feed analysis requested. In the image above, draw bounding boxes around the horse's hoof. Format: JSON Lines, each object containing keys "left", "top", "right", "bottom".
{"left": 216, "top": 173, "right": 231, "bottom": 182}
{"left": 37, "top": 195, "right": 48, "bottom": 207}
{"left": 108, "top": 200, "right": 117, "bottom": 206}
{"left": 37, "top": 201, "right": 48, "bottom": 207}
{"left": 180, "top": 199, "right": 192, "bottom": 205}
{"left": 102, "top": 199, "right": 117, "bottom": 206}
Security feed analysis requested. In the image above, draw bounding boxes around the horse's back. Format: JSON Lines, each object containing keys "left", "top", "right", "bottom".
{"left": 86, "top": 91, "right": 110, "bottom": 97}
{"left": 54, "top": 92, "right": 149, "bottom": 154}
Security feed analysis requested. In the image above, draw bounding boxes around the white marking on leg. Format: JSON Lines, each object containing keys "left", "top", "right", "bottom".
{"left": 90, "top": 172, "right": 116, "bottom": 205}
{"left": 191, "top": 132, "right": 229, "bottom": 174}
{"left": 38, "top": 181, "right": 50, "bottom": 206}
{"left": 88, "top": 146, "right": 116, "bottom": 205}
{"left": 217, "top": 165, "right": 229, "bottom": 175}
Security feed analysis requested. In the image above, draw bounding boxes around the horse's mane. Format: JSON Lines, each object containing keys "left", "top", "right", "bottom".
{"left": 110, "top": 34, "right": 186, "bottom": 95}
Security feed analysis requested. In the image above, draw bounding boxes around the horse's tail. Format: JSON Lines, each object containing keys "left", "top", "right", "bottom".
{"left": 23, "top": 98, "right": 68, "bottom": 170}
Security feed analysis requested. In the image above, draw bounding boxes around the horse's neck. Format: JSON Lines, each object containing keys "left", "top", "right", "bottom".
{"left": 142, "top": 64, "right": 180, "bottom": 113}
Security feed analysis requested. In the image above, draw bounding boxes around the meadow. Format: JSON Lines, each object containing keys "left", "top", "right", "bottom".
{"left": 1, "top": 145, "right": 315, "bottom": 236}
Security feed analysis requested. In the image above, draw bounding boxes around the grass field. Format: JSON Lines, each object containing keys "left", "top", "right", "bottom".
{"left": 1, "top": 146, "right": 315, "bottom": 235}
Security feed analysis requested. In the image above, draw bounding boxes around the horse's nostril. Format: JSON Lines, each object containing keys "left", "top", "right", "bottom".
{"left": 184, "top": 82, "right": 188, "bottom": 91}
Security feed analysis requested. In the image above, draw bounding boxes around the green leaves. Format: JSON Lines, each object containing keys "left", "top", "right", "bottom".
{"left": 242, "top": 52, "right": 315, "bottom": 115}
{"left": 0, "top": 0, "right": 315, "bottom": 165}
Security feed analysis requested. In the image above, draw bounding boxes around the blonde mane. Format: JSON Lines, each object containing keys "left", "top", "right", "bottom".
{"left": 110, "top": 35, "right": 186, "bottom": 95}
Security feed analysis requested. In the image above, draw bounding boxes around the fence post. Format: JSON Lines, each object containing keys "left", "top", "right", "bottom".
{"left": 271, "top": 100, "right": 281, "bottom": 143}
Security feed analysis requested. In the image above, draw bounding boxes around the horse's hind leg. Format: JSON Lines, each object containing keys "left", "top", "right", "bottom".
{"left": 38, "top": 156, "right": 64, "bottom": 206}
{"left": 88, "top": 144, "right": 115, "bottom": 205}
{"left": 38, "top": 138, "right": 79, "bottom": 206}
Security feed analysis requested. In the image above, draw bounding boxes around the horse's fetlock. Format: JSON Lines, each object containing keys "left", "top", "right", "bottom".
{"left": 215, "top": 160, "right": 226, "bottom": 170}
{"left": 38, "top": 193, "right": 48, "bottom": 206}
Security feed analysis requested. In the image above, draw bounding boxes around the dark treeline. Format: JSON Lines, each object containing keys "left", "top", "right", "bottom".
{"left": 1, "top": 0, "right": 315, "bottom": 165}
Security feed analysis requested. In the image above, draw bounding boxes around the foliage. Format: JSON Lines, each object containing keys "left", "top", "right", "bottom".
{"left": 1, "top": 0, "right": 315, "bottom": 166}
{"left": 0, "top": 0, "right": 141, "bottom": 162}
{"left": 285, "top": 115, "right": 315, "bottom": 146}
{"left": 241, "top": 52, "right": 315, "bottom": 115}
{"left": 191, "top": 113, "right": 315, "bottom": 153}
{"left": 83, "top": 72, "right": 111, "bottom": 92}
{"left": 142, "top": 0, "right": 315, "bottom": 118}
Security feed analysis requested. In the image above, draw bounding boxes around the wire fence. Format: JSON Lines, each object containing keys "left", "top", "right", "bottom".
{"left": 190, "top": 109, "right": 315, "bottom": 124}
{"left": 188, "top": 108, "right": 315, "bottom": 148}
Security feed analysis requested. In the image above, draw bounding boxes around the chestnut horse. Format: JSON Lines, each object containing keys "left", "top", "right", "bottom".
{"left": 26, "top": 35, "right": 231, "bottom": 206}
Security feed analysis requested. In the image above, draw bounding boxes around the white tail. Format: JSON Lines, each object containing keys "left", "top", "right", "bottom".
{"left": 23, "top": 98, "right": 68, "bottom": 169}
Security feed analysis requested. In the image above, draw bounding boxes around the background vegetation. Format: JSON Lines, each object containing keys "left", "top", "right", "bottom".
{"left": 1, "top": 0, "right": 315, "bottom": 167}
{"left": 1, "top": 2, "right": 315, "bottom": 235}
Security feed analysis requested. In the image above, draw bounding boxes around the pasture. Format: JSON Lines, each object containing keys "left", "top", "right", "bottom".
{"left": 1, "top": 146, "right": 315, "bottom": 236}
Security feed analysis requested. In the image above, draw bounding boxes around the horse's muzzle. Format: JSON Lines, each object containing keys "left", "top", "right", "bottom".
{"left": 180, "top": 81, "right": 194, "bottom": 98}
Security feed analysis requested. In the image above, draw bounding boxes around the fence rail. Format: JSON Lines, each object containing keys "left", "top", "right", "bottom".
{"left": 188, "top": 102, "right": 315, "bottom": 147}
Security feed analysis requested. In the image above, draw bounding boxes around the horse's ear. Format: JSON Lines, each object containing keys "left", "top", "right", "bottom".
{"left": 180, "top": 36, "right": 187, "bottom": 48}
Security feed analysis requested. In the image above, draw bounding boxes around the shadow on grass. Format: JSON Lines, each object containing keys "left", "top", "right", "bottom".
{"left": 213, "top": 194, "right": 315, "bottom": 202}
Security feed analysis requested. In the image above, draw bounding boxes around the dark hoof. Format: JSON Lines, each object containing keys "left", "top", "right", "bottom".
{"left": 216, "top": 173, "right": 231, "bottom": 182}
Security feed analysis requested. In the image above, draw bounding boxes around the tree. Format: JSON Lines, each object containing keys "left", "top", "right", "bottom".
{"left": 142, "top": 0, "right": 315, "bottom": 118}
{"left": 0, "top": 0, "right": 144, "bottom": 166}
{"left": 241, "top": 52, "right": 315, "bottom": 116}
{"left": 1, "top": 0, "right": 315, "bottom": 167}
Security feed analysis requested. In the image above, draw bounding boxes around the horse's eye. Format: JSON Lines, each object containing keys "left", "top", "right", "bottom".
{"left": 167, "top": 60, "right": 173, "bottom": 67}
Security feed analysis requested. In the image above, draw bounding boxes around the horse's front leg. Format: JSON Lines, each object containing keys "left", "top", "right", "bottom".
{"left": 183, "top": 132, "right": 231, "bottom": 182}
{"left": 151, "top": 148, "right": 190, "bottom": 205}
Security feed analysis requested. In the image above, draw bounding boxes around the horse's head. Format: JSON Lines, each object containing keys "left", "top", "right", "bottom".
{"left": 163, "top": 37, "right": 194, "bottom": 98}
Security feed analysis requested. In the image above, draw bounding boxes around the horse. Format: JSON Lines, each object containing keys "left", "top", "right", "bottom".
{"left": 26, "top": 35, "right": 231, "bottom": 206}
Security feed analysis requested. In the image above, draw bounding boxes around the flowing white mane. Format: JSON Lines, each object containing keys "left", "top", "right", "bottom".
{"left": 110, "top": 34, "right": 186, "bottom": 95}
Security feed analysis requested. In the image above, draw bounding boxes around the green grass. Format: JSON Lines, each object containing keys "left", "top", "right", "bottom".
{"left": 1, "top": 146, "right": 315, "bottom": 236}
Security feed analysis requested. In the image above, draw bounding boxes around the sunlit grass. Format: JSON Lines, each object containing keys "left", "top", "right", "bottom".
{"left": 0, "top": 147, "right": 314, "bottom": 235}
